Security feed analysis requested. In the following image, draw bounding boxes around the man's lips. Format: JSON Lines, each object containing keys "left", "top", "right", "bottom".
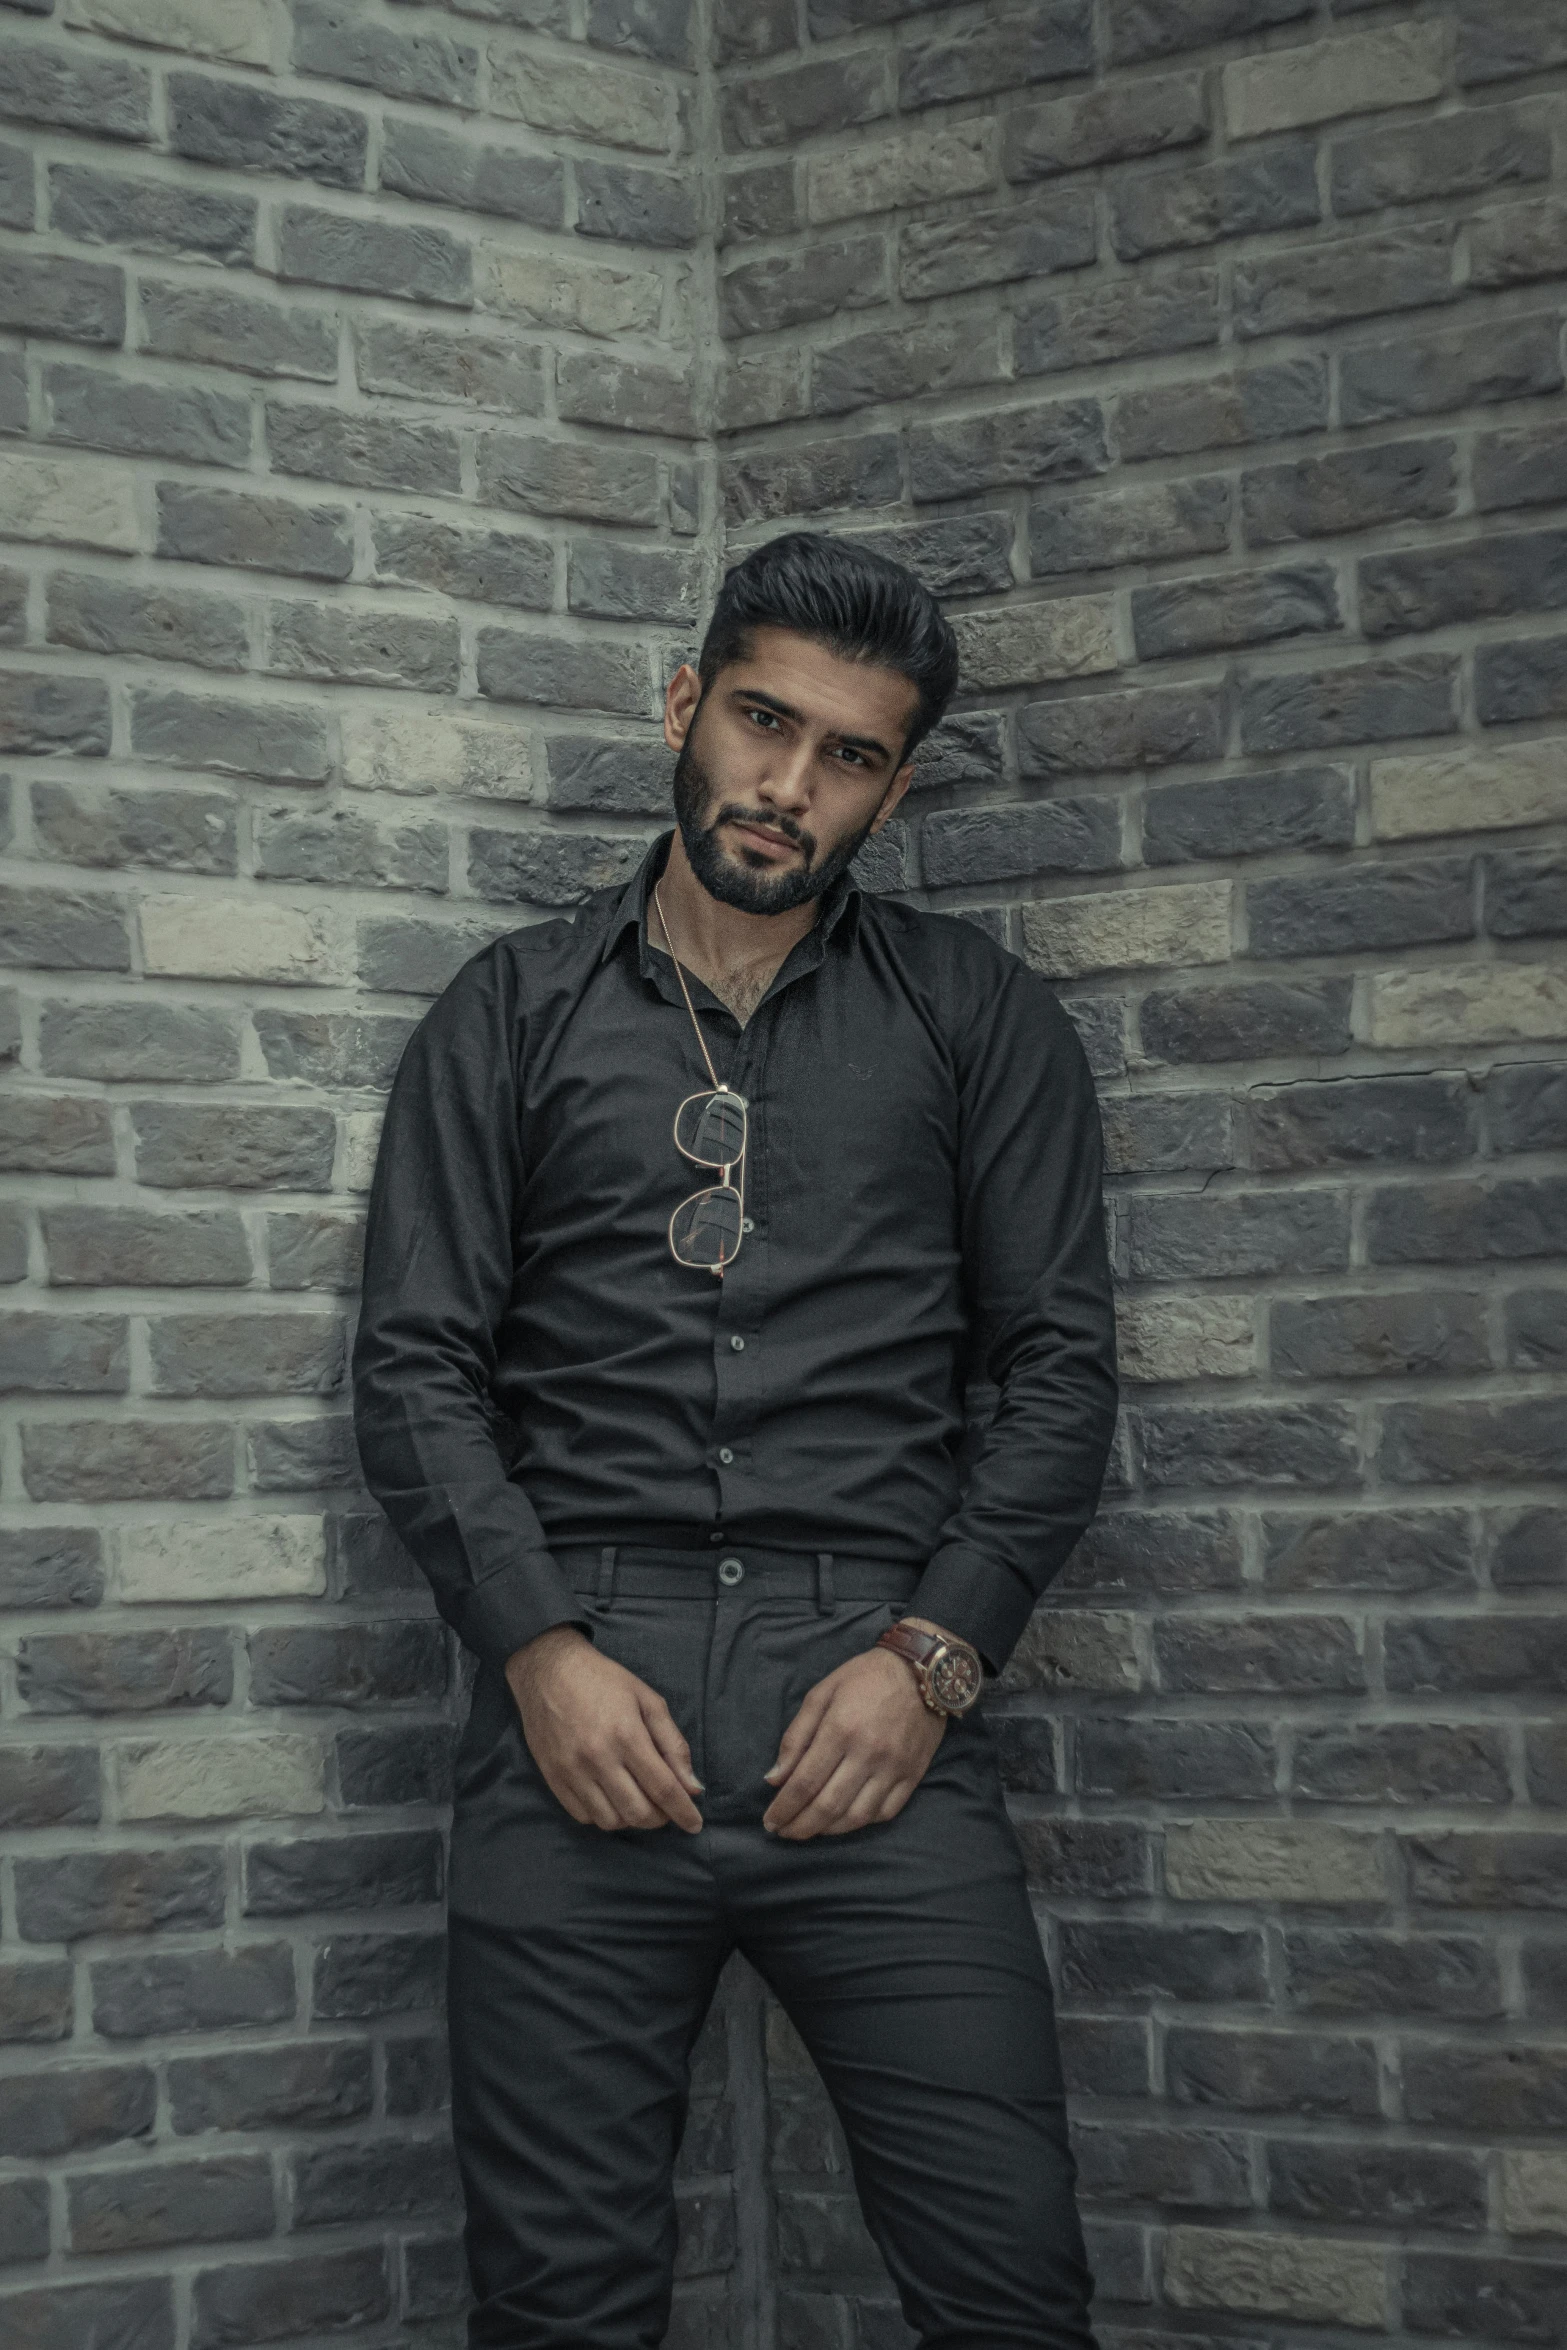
{"left": 728, "top": 818, "right": 801, "bottom": 859}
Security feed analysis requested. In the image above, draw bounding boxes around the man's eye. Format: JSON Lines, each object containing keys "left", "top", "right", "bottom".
{"left": 747, "top": 707, "right": 780, "bottom": 730}
{"left": 834, "top": 747, "right": 866, "bottom": 766}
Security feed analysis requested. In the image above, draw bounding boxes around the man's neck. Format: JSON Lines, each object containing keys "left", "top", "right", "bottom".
{"left": 650, "top": 830, "right": 822, "bottom": 1027}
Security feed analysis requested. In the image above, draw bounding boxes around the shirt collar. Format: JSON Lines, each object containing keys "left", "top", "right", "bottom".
{"left": 597, "top": 827, "right": 863, "bottom": 969}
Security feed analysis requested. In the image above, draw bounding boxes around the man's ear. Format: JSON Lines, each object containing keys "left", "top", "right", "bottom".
{"left": 869, "top": 763, "right": 916, "bottom": 833}
{"left": 663, "top": 663, "right": 702, "bottom": 754}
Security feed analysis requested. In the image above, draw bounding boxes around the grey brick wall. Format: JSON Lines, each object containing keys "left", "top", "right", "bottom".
{"left": 1, "top": 0, "right": 1565, "bottom": 2345}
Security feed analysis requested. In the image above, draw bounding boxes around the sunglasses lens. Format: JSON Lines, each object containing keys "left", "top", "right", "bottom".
{"left": 671, "top": 1185, "right": 743, "bottom": 1267}
{"left": 677, "top": 1090, "right": 747, "bottom": 1167}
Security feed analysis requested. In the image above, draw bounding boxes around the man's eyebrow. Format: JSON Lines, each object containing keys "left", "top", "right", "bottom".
{"left": 728, "top": 685, "right": 893, "bottom": 762}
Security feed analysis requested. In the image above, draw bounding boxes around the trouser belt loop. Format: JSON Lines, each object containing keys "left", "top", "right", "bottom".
{"left": 815, "top": 1552, "right": 836, "bottom": 1615}
{"left": 597, "top": 1545, "right": 618, "bottom": 1605}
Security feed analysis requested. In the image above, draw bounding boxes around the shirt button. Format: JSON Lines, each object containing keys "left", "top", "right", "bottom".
{"left": 730, "top": 1335, "right": 745, "bottom": 1351}
{"left": 718, "top": 1447, "right": 734, "bottom": 1465}
{"left": 741, "top": 1218, "right": 755, "bottom": 1234}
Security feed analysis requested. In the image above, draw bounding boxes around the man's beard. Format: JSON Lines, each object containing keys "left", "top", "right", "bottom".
{"left": 670, "top": 728, "right": 881, "bottom": 917}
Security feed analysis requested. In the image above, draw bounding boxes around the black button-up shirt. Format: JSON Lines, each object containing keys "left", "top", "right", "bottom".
{"left": 351, "top": 829, "right": 1118, "bottom": 1679}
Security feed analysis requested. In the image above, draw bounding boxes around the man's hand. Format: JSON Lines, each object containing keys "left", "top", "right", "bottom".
{"left": 505, "top": 1626, "right": 705, "bottom": 1834}
{"left": 761, "top": 1646, "right": 946, "bottom": 1840}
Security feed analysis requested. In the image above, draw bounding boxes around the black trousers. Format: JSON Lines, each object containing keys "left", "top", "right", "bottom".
{"left": 446, "top": 1544, "right": 1099, "bottom": 2350}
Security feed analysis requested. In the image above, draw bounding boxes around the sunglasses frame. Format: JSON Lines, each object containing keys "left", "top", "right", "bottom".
{"left": 669, "top": 1085, "right": 748, "bottom": 1275}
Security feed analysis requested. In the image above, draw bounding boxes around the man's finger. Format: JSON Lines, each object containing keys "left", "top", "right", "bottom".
{"left": 774, "top": 1753, "right": 868, "bottom": 1841}
{"left": 619, "top": 1730, "right": 704, "bottom": 1833}
{"left": 639, "top": 1692, "right": 705, "bottom": 1793}
{"left": 764, "top": 1683, "right": 833, "bottom": 1784}
{"left": 762, "top": 1718, "right": 851, "bottom": 1827}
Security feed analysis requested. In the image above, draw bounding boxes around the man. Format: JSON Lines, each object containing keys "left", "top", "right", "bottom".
{"left": 352, "top": 531, "right": 1119, "bottom": 2349}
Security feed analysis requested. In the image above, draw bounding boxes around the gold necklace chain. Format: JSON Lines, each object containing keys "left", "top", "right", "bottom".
{"left": 651, "top": 878, "right": 725, "bottom": 1096}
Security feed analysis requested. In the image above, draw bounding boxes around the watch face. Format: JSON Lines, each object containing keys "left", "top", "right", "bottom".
{"left": 930, "top": 1645, "right": 982, "bottom": 1713}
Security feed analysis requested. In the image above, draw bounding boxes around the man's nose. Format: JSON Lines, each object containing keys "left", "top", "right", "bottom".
{"left": 755, "top": 739, "right": 815, "bottom": 811}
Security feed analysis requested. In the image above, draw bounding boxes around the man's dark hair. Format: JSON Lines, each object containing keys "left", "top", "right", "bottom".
{"left": 696, "top": 531, "right": 960, "bottom": 765}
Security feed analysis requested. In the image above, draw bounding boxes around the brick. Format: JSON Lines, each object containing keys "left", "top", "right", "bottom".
{"left": 897, "top": 3, "right": 1092, "bottom": 107}
{"left": 60, "top": 0, "right": 274, "bottom": 61}
{"left": 722, "top": 54, "right": 889, "bottom": 152}
{"left": 39, "top": 1000, "right": 239, "bottom": 1086}
{"left": 478, "top": 432, "right": 660, "bottom": 527}
{"left": 1005, "top": 72, "right": 1205, "bottom": 180}
{"left": 0, "top": 1742, "right": 100, "bottom": 1828}
{"left": 341, "top": 706, "right": 534, "bottom": 800}
{"left": 1405, "top": 2040, "right": 1567, "bottom": 2129}
{"left": 0, "top": 1095, "right": 115, "bottom": 1176}
{"left": 1386, "top": 1613, "right": 1567, "bottom": 1697}
{"left": 291, "top": 2129, "right": 460, "bottom": 2229}
{"left": 721, "top": 431, "right": 899, "bottom": 525}
{"left": 1118, "top": 360, "right": 1327, "bottom": 461}
{"left": 1489, "top": 1062, "right": 1567, "bottom": 1157}
{"left": 1504, "top": 2151, "right": 1567, "bottom": 2235}
{"left": 1058, "top": 1919, "right": 1265, "bottom": 2005}
{"left": 557, "top": 350, "right": 698, "bottom": 438}
{"left": 1117, "top": 1293, "right": 1255, "bottom": 1382}
{"left": 46, "top": 360, "right": 250, "bottom": 469}
{"left": 586, "top": 0, "right": 693, "bottom": 65}
{"left": 543, "top": 735, "right": 669, "bottom": 818}
{"left": 1002, "top": 1607, "right": 1140, "bottom": 1693}
{"left": 909, "top": 400, "right": 1106, "bottom": 507}
{"left": 1240, "top": 655, "right": 1456, "bottom": 756}
{"left": 1250, "top": 857, "right": 1475, "bottom": 961}
{"left": 132, "top": 1102, "right": 336, "bottom": 1190}
{"left": 253, "top": 1007, "right": 415, "bottom": 1089}
{"left": 1251, "top": 1074, "right": 1476, "bottom": 1174}
{"left": 313, "top": 1929, "right": 446, "bottom": 2019}
{"left": 168, "top": 71, "right": 367, "bottom": 187}
{"left": 0, "top": 2174, "right": 49, "bottom": 2261}
{"left": 1165, "top": 2223, "right": 1387, "bottom": 2326}
{"left": 1338, "top": 106, "right": 1550, "bottom": 223}
{"left": 719, "top": 235, "right": 887, "bottom": 338}
{"left": 1509, "top": 1285, "right": 1567, "bottom": 1370}
{"left": 381, "top": 116, "right": 562, "bottom": 228}
{"left": 47, "top": 570, "right": 248, "bottom": 673}
{"left": 120, "top": 1515, "right": 325, "bottom": 1604}
{"left": 1345, "top": 316, "right": 1563, "bottom": 435}
{"left": 190, "top": 2247, "right": 390, "bottom": 2350}
{"left": 0, "top": 249, "right": 124, "bottom": 347}
{"left": 268, "top": 1210, "right": 363, "bottom": 1290}
{"left": 1380, "top": 1396, "right": 1566, "bottom": 1485}
{"left": 0, "top": 881, "right": 128, "bottom": 972}
{"left": 1139, "top": 1402, "right": 1361, "bottom": 1495}
{"left": 254, "top": 805, "right": 447, "bottom": 896}
{"left": 0, "top": 34, "right": 152, "bottom": 141}
{"left": 1478, "top": 629, "right": 1567, "bottom": 727}
{"left": 1368, "top": 963, "right": 1567, "bottom": 1050}
{"left": 0, "top": 670, "right": 112, "bottom": 758}
{"left": 808, "top": 122, "right": 993, "bottom": 228}
{"left": 1077, "top": 1715, "right": 1272, "bottom": 1802}
{"left": 1016, "top": 266, "right": 1218, "bottom": 376}
{"left": 263, "top": 599, "right": 459, "bottom": 695}
{"left": 247, "top": 1620, "right": 444, "bottom": 1708}
{"left": 841, "top": 516, "right": 1014, "bottom": 602}
{"left": 246, "top": 1828, "right": 442, "bottom": 1916}
{"left": 1372, "top": 525, "right": 1567, "bottom": 644}
{"left": 133, "top": 282, "right": 320, "bottom": 376}
{"left": 1403, "top": 1829, "right": 1567, "bottom": 1914}
{"left": 722, "top": 158, "right": 797, "bottom": 246}
{"left": 0, "top": 1526, "right": 104, "bottom": 1611}
{"left": 1249, "top": 440, "right": 1460, "bottom": 549}
{"left": 476, "top": 630, "right": 648, "bottom": 719}
{"left": 246, "top": 1416, "right": 359, "bottom": 1490}
{"left": 1237, "top": 225, "right": 1453, "bottom": 340}
{"left": 1372, "top": 739, "right": 1567, "bottom": 841}
{"left": 921, "top": 799, "right": 1120, "bottom": 890}
{"left": 1018, "top": 681, "right": 1225, "bottom": 780}
{"left": 1492, "top": 1505, "right": 1567, "bottom": 1586}
{"left": 1108, "top": 0, "right": 1310, "bottom": 60}
{"left": 811, "top": 314, "right": 1002, "bottom": 419}
{"left": 1160, "top": 1616, "right": 1362, "bottom": 1691}
{"left": 292, "top": 0, "right": 476, "bottom": 107}
{"left": 1471, "top": 196, "right": 1567, "bottom": 292}
{"left": 1101, "top": 1097, "right": 1236, "bottom": 1179}
{"left": 15, "top": 1844, "right": 223, "bottom": 1941}
{"left": 1031, "top": 476, "right": 1231, "bottom": 578}
{"left": 468, "top": 825, "right": 649, "bottom": 907}
{"left": 0, "top": 2279, "right": 176, "bottom": 2347}
{"left": 33, "top": 780, "right": 238, "bottom": 878}
{"left": 277, "top": 204, "right": 471, "bottom": 308}
{"left": 139, "top": 893, "right": 342, "bottom": 985}
{"left": 481, "top": 247, "right": 664, "bottom": 339}
{"left": 0, "top": 2061, "right": 154, "bottom": 2164}
{"left": 266, "top": 402, "right": 461, "bottom": 496}
{"left": 18, "top": 1626, "right": 230, "bottom": 1716}
{"left": 337, "top": 1723, "right": 453, "bottom": 1810}
{"left": 1408, "top": 2252, "right": 1567, "bottom": 2345}
{"left": 951, "top": 598, "right": 1116, "bottom": 690}
{"left": 577, "top": 159, "right": 698, "bottom": 247}
{"left": 168, "top": 2039, "right": 372, "bottom": 2135}
{"left": 68, "top": 2153, "right": 274, "bottom": 2253}
{"left": 1225, "top": 22, "right": 1446, "bottom": 139}
{"left": 1022, "top": 881, "right": 1231, "bottom": 978}
{"left": 144, "top": 1312, "right": 342, "bottom": 1400}
{"left": 568, "top": 541, "right": 700, "bottom": 628}
{"left": 1142, "top": 978, "right": 1352, "bottom": 1065}
{"left": 900, "top": 187, "right": 1095, "bottom": 302}
{"left": 1145, "top": 766, "right": 1353, "bottom": 867}
{"left": 1457, "top": 0, "right": 1567, "bottom": 87}
{"left": 0, "top": 455, "right": 131, "bottom": 562}
{"left": 1284, "top": 1927, "right": 1502, "bottom": 2019}
{"left": 157, "top": 483, "right": 352, "bottom": 582}
{"left": 1136, "top": 565, "right": 1339, "bottom": 662}
{"left": 1166, "top": 2024, "right": 1379, "bottom": 2116}
{"left": 493, "top": 45, "right": 672, "bottom": 154}
{"left": 1168, "top": 1819, "right": 1382, "bottom": 1904}
{"left": 50, "top": 163, "right": 254, "bottom": 266}
{"left": 371, "top": 517, "right": 553, "bottom": 615}
{"left": 1115, "top": 146, "right": 1318, "bottom": 262}
{"left": 1130, "top": 1191, "right": 1348, "bottom": 1282}
{"left": 1275, "top": 1292, "right": 1489, "bottom": 1384}
{"left": 1488, "top": 850, "right": 1567, "bottom": 942}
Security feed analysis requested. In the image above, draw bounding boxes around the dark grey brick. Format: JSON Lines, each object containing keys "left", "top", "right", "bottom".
{"left": 1380, "top": 1397, "right": 1567, "bottom": 1485}
{"left": 129, "top": 689, "right": 333, "bottom": 782}
{"left": 1060, "top": 1509, "right": 1239, "bottom": 1599}
{"left": 568, "top": 541, "right": 701, "bottom": 626}
{"left": 1018, "top": 683, "right": 1226, "bottom": 781}
{"left": 587, "top": 0, "right": 694, "bottom": 64}
{"left": 1405, "top": 2039, "right": 1567, "bottom": 2127}
{"left": 1488, "top": 849, "right": 1567, "bottom": 941}
{"left": 1236, "top": 225, "right": 1454, "bottom": 340}
{"left": 266, "top": 1209, "right": 363, "bottom": 1288}
{"left": 1113, "top": 145, "right": 1318, "bottom": 261}
{"left": 138, "top": 280, "right": 338, "bottom": 382}
{"left": 0, "top": 348, "right": 24, "bottom": 434}
{"left": 0, "top": 564, "right": 23, "bottom": 642}
{"left": 1154, "top": 1605, "right": 1364, "bottom": 1688}
{"left": 1077, "top": 1716, "right": 1274, "bottom": 1802}
{"left": 43, "top": 1206, "right": 249, "bottom": 1289}
{"left": 721, "top": 54, "right": 889, "bottom": 152}
{"left": 1474, "top": 421, "right": 1567, "bottom": 515}
{"left": 15, "top": 1844, "right": 224, "bottom": 1942}
{"left": 1283, "top": 1928, "right": 1502, "bottom": 2021}
{"left": 0, "top": 1096, "right": 115, "bottom": 1177}
{"left": 544, "top": 735, "right": 672, "bottom": 818}
{"left": 1134, "top": 564, "right": 1338, "bottom": 661}
{"left": 1404, "top": 2253, "right": 1567, "bottom": 2345}
{"left": 921, "top": 798, "right": 1121, "bottom": 890}
{"left": 1145, "top": 766, "right": 1353, "bottom": 866}
{"left": 277, "top": 205, "right": 471, "bottom": 307}
{"left": 811, "top": 316, "right": 1003, "bottom": 420}
{"left": 190, "top": 2246, "right": 390, "bottom": 2350}
{"left": 68, "top": 2153, "right": 274, "bottom": 2254}
{"left": 244, "top": 1830, "right": 442, "bottom": 1916}
{"left": 1058, "top": 1920, "right": 1265, "bottom": 2005}
{"left": 0, "top": 881, "right": 127, "bottom": 970}
{"left": 1251, "top": 1074, "right": 1477, "bottom": 1171}
{"left": 1239, "top": 656, "right": 1457, "bottom": 756}
{"left": 1470, "top": 195, "right": 1567, "bottom": 290}
{"left": 353, "top": 318, "right": 545, "bottom": 414}
{"left": 577, "top": 160, "right": 698, "bottom": 248}
{"left": 168, "top": 71, "right": 368, "bottom": 188}
{"left": 1508, "top": 1286, "right": 1567, "bottom": 1369}
{"left": 0, "top": 2058, "right": 155, "bottom": 2159}
{"left": 248, "top": 1619, "right": 445, "bottom": 1707}
{"left": 1333, "top": 104, "right": 1551, "bottom": 217}
{"left": 1456, "top": 0, "right": 1567, "bottom": 86}
{"left": 1031, "top": 476, "right": 1230, "bottom": 578}
{"left": 1141, "top": 978, "right": 1353, "bottom": 1066}
{"left": 1493, "top": 1506, "right": 1567, "bottom": 1587}
{"left": 0, "top": 34, "right": 151, "bottom": 142}
{"left": 148, "top": 1311, "right": 344, "bottom": 1399}
{"left": 32, "top": 776, "right": 238, "bottom": 878}
{"left": 0, "top": 1741, "right": 99, "bottom": 1828}
{"left": 1138, "top": 1400, "right": 1360, "bottom": 1493}
{"left": 247, "top": 1416, "right": 360, "bottom": 1490}
{"left": 1108, "top": 0, "right": 1310, "bottom": 60}
{"left": 0, "top": 139, "right": 31, "bottom": 233}
{"left": 1248, "top": 857, "right": 1474, "bottom": 959}
{"left": 167, "top": 2041, "right": 372, "bottom": 2136}
{"left": 1243, "top": 439, "right": 1457, "bottom": 545}
{"left": 372, "top": 515, "right": 552, "bottom": 610}
{"left": 17, "top": 1625, "right": 229, "bottom": 1712}
{"left": 381, "top": 117, "right": 563, "bottom": 227}
{"left": 49, "top": 164, "right": 254, "bottom": 264}
{"left": 557, "top": 350, "right": 698, "bottom": 438}
{"left": 1362, "top": 525, "right": 1567, "bottom": 641}
{"left": 468, "top": 825, "right": 649, "bottom": 906}
{"left": 476, "top": 629, "right": 647, "bottom": 717}
{"left": 1004, "top": 71, "right": 1205, "bottom": 180}
{"left": 293, "top": 0, "right": 478, "bottom": 108}
{"left": 1268, "top": 2137, "right": 1487, "bottom": 2229}
{"left": 46, "top": 361, "right": 250, "bottom": 468}
{"left": 265, "top": 601, "right": 459, "bottom": 695}
{"left": 1476, "top": 630, "right": 1567, "bottom": 727}
{"left": 46, "top": 571, "right": 248, "bottom": 673}
{"left": 1129, "top": 1190, "right": 1348, "bottom": 1282}
{"left": 1101, "top": 1097, "right": 1235, "bottom": 1178}
{"left": 910, "top": 398, "right": 1106, "bottom": 501}
{"left": 265, "top": 403, "right": 462, "bottom": 495}
{"left": 722, "top": 158, "right": 797, "bottom": 245}
{"left": 478, "top": 432, "right": 660, "bottom": 526}
{"left": 1366, "top": 1176, "right": 1567, "bottom": 1267}
{"left": 132, "top": 1102, "right": 336, "bottom": 1189}
{"left": 1016, "top": 265, "right": 1218, "bottom": 375}
{"left": 157, "top": 484, "right": 352, "bottom": 583}
{"left": 1264, "top": 1509, "right": 1476, "bottom": 1594}
{"left": 40, "top": 1000, "right": 241, "bottom": 1084}
{"left": 1166, "top": 2023, "right": 1379, "bottom": 2116}
{"left": 721, "top": 432, "right": 900, "bottom": 524}
{"left": 0, "top": 2174, "right": 49, "bottom": 2262}
{"left": 898, "top": 2, "right": 1094, "bottom": 110}
{"left": 1341, "top": 314, "right": 1563, "bottom": 430}
{"left": 1273, "top": 1293, "right": 1489, "bottom": 1383}
{"left": 1117, "top": 359, "right": 1327, "bottom": 461}
{"left": 0, "top": 250, "right": 124, "bottom": 345}
{"left": 843, "top": 514, "right": 1014, "bottom": 600}
{"left": 253, "top": 1009, "right": 417, "bottom": 1089}
{"left": 1489, "top": 1061, "right": 1567, "bottom": 1154}
{"left": 900, "top": 187, "right": 1095, "bottom": 303}
{"left": 719, "top": 235, "right": 887, "bottom": 338}
{"left": 0, "top": 1526, "right": 104, "bottom": 1611}
{"left": 358, "top": 913, "right": 505, "bottom": 997}
{"left": 290, "top": 2130, "right": 460, "bottom": 2228}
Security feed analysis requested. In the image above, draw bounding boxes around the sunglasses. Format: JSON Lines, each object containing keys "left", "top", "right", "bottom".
{"left": 670, "top": 1084, "right": 748, "bottom": 1274}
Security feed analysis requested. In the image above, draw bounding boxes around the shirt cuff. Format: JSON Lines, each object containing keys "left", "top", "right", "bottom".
{"left": 905, "top": 1544, "right": 1040, "bottom": 1682}
{"left": 458, "top": 1553, "right": 597, "bottom": 1677}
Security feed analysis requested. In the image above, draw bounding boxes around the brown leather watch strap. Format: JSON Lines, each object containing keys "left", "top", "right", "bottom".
{"left": 874, "top": 1616, "right": 983, "bottom": 1715}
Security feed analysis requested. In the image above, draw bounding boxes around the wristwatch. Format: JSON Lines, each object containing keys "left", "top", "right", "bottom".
{"left": 874, "top": 1615, "right": 984, "bottom": 1717}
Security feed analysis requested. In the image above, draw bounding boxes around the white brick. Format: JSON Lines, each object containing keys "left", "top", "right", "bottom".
{"left": 489, "top": 45, "right": 673, "bottom": 153}
{"left": 62, "top": 0, "right": 274, "bottom": 64}
{"left": 1224, "top": 22, "right": 1447, "bottom": 139}
{"left": 807, "top": 124, "right": 994, "bottom": 227}
{"left": 1021, "top": 882, "right": 1232, "bottom": 978}
{"left": 1368, "top": 963, "right": 1567, "bottom": 1048}
{"left": 1166, "top": 1818, "right": 1384, "bottom": 1903}
{"left": 116, "top": 1732, "right": 324, "bottom": 1822}
{"left": 1118, "top": 1294, "right": 1255, "bottom": 1384}
{"left": 481, "top": 249, "right": 665, "bottom": 340}
{"left": 1502, "top": 2150, "right": 1567, "bottom": 2237}
{"left": 0, "top": 452, "right": 139, "bottom": 555}
{"left": 340, "top": 706, "right": 535, "bottom": 801}
{"left": 140, "top": 894, "right": 344, "bottom": 984}
{"left": 1165, "top": 2226, "right": 1389, "bottom": 2329}
{"left": 120, "top": 1515, "right": 327, "bottom": 1603}
{"left": 1371, "top": 739, "right": 1567, "bottom": 840}
{"left": 951, "top": 598, "right": 1117, "bottom": 690}
{"left": 341, "top": 1110, "right": 384, "bottom": 1192}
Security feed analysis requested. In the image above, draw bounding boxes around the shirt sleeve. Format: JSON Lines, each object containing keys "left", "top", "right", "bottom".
{"left": 350, "top": 941, "right": 596, "bottom": 1674}
{"left": 906, "top": 953, "right": 1120, "bottom": 1680}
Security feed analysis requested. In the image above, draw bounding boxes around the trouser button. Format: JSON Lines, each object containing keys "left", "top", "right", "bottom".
{"left": 718, "top": 1557, "right": 745, "bottom": 1585}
